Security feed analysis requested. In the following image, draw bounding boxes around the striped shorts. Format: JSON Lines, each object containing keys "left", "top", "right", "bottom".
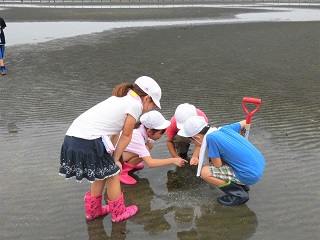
{"left": 209, "top": 164, "right": 244, "bottom": 185}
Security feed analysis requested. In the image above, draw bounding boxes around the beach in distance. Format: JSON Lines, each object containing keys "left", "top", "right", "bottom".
{"left": 0, "top": 2, "right": 319, "bottom": 240}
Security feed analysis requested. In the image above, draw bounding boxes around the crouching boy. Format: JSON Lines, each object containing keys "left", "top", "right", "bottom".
{"left": 178, "top": 116, "right": 265, "bottom": 206}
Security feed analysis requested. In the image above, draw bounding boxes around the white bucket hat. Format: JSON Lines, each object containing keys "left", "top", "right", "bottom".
{"left": 174, "top": 103, "right": 197, "bottom": 129}
{"left": 178, "top": 116, "right": 207, "bottom": 137}
{"left": 140, "top": 110, "right": 171, "bottom": 130}
{"left": 135, "top": 76, "right": 162, "bottom": 109}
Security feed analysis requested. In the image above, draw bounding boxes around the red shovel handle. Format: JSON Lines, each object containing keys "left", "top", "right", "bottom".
{"left": 242, "top": 97, "right": 261, "bottom": 124}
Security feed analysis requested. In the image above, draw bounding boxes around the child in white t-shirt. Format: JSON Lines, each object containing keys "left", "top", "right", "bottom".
{"left": 59, "top": 76, "right": 162, "bottom": 222}
{"left": 120, "top": 110, "right": 188, "bottom": 185}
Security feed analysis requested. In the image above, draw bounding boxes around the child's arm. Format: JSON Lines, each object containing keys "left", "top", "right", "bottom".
{"left": 112, "top": 114, "right": 136, "bottom": 165}
{"left": 190, "top": 145, "right": 201, "bottom": 165}
{"left": 210, "top": 157, "right": 223, "bottom": 168}
{"left": 166, "top": 136, "right": 180, "bottom": 158}
{"left": 146, "top": 143, "right": 153, "bottom": 151}
{"left": 143, "top": 156, "right": 187, "bottom": 168}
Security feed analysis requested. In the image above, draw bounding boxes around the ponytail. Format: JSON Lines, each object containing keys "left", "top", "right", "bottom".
{"left": 112, "top": 83, "right": 133, "bottom": 97}
{"left": 112, "top": 83, "right": 148, "bottom": 98}
{"left": 134, "top": 120, "right": 142, "bottom": 129}
{"left": 132, "top": 84, "right": 148, "bottom": 97}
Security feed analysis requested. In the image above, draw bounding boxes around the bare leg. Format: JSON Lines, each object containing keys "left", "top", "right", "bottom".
{"left": 91, "top": 179, "right": 107, "bottom": 197}
{"left": 106, "top": 174, "right": 121, "bottom": 201}
{"left": 122, "top": 152, "right": 143, "bottom": 165}
{"left": 127, "top": 156, "right": 143, "bottom": 165}
{"left": 91, "top": 174, "right": 122, "bottom": 200}
{"left": 200, "top": 165, "right": 227, "bottom": 186}
{"left": 0, "top": 58, "right": 6, "bottom": 75}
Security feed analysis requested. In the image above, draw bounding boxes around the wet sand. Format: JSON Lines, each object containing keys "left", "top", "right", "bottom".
{"left": 0, "top": 4, "right": 320, "bottom": 240}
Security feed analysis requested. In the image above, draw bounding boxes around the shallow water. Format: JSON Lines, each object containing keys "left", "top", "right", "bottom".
{"left": 0, "top": 4, "right": 320, "bottom": 240}
{"left": 4, "top": 5, "right": 320, "bottom": 46}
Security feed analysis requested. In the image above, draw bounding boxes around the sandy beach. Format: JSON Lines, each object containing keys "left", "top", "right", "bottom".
{"left": 0, "top": 3, "right": 319, "bottom": 240}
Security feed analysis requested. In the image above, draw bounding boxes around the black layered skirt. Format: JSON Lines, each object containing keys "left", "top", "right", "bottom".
{"left": 59, "top": 136, "right": 120, "bottom": 182}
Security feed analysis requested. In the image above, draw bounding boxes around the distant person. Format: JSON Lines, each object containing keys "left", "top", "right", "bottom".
{"left": 120, "top": 110, "right": 187, "bottom": 185}
{"left": 178, "top": 116, "right": 265, "bottom": 206}
{"left": 166, "top": 103, "right": 208, "bottom": 161}
{"left": 0, "top": 17, "right": 6, "bottom": 75}
{"left": 59, "top": 76, "right": 162, "bottom": 222}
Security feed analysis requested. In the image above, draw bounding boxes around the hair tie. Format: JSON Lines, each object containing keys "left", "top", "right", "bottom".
{"left": 130, "top": 84, "right": 134, "bottom": 89}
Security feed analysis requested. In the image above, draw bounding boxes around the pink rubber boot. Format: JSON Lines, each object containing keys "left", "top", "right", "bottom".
{"left": 108, "top": 192, "right": 138, "bottom": 223}
{"left": 84, "top": 191, "right": 110, "bottom": 220}
{"left": 134, "top": 162, "right": 144, "bottom": 170}
{"left": 120, "top": 162, "right": 137, "bottom": 185}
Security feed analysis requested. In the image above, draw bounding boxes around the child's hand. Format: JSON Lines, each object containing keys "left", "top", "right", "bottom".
{"left": 190, "top": 157, "right": 199, "bottom": 166}
{"left": 173, "top": 158, "right": 188, "bottom": 167}
{"left": 115, "top": 161, "right": 123, "bottom": 172}
{"left": 146, "top": 143, "right": 154, "bottom": 151}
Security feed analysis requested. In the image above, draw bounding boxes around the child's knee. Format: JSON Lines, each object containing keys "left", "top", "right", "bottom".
{"left": 106, "top": 173, "right": 119, "bottom": 182}
{"left": 200, "top": 165, "right": 210, "bottom": 179}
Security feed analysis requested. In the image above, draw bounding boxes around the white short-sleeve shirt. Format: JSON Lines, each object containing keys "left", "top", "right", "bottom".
{"left": 66, "top": 95, "right": 142, "bottom": 139}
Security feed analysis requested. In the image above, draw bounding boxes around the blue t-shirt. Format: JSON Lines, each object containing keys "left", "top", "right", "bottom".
{"left": 207, "top": 122, "right": 265, "bottom": 185}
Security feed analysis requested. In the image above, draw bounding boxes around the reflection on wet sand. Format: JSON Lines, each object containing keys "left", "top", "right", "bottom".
{"left": 121, "top": 178, "right": 175, "bottom": 234}
{"left": 166, "top": 160, "right": 204, "bottom": 192}
{"left": 86, "top": 217, "right": 127, "bottom": 240}
{"left": 196, "top": 204, "right": 258, "bottom": 239}
{"left": 97, "top": 176, "right": 258, "bottom": 239}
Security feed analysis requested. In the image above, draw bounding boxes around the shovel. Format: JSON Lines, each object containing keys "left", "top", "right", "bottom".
{"left": 242, "top": 97, "right": 261, "bottom": 139}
